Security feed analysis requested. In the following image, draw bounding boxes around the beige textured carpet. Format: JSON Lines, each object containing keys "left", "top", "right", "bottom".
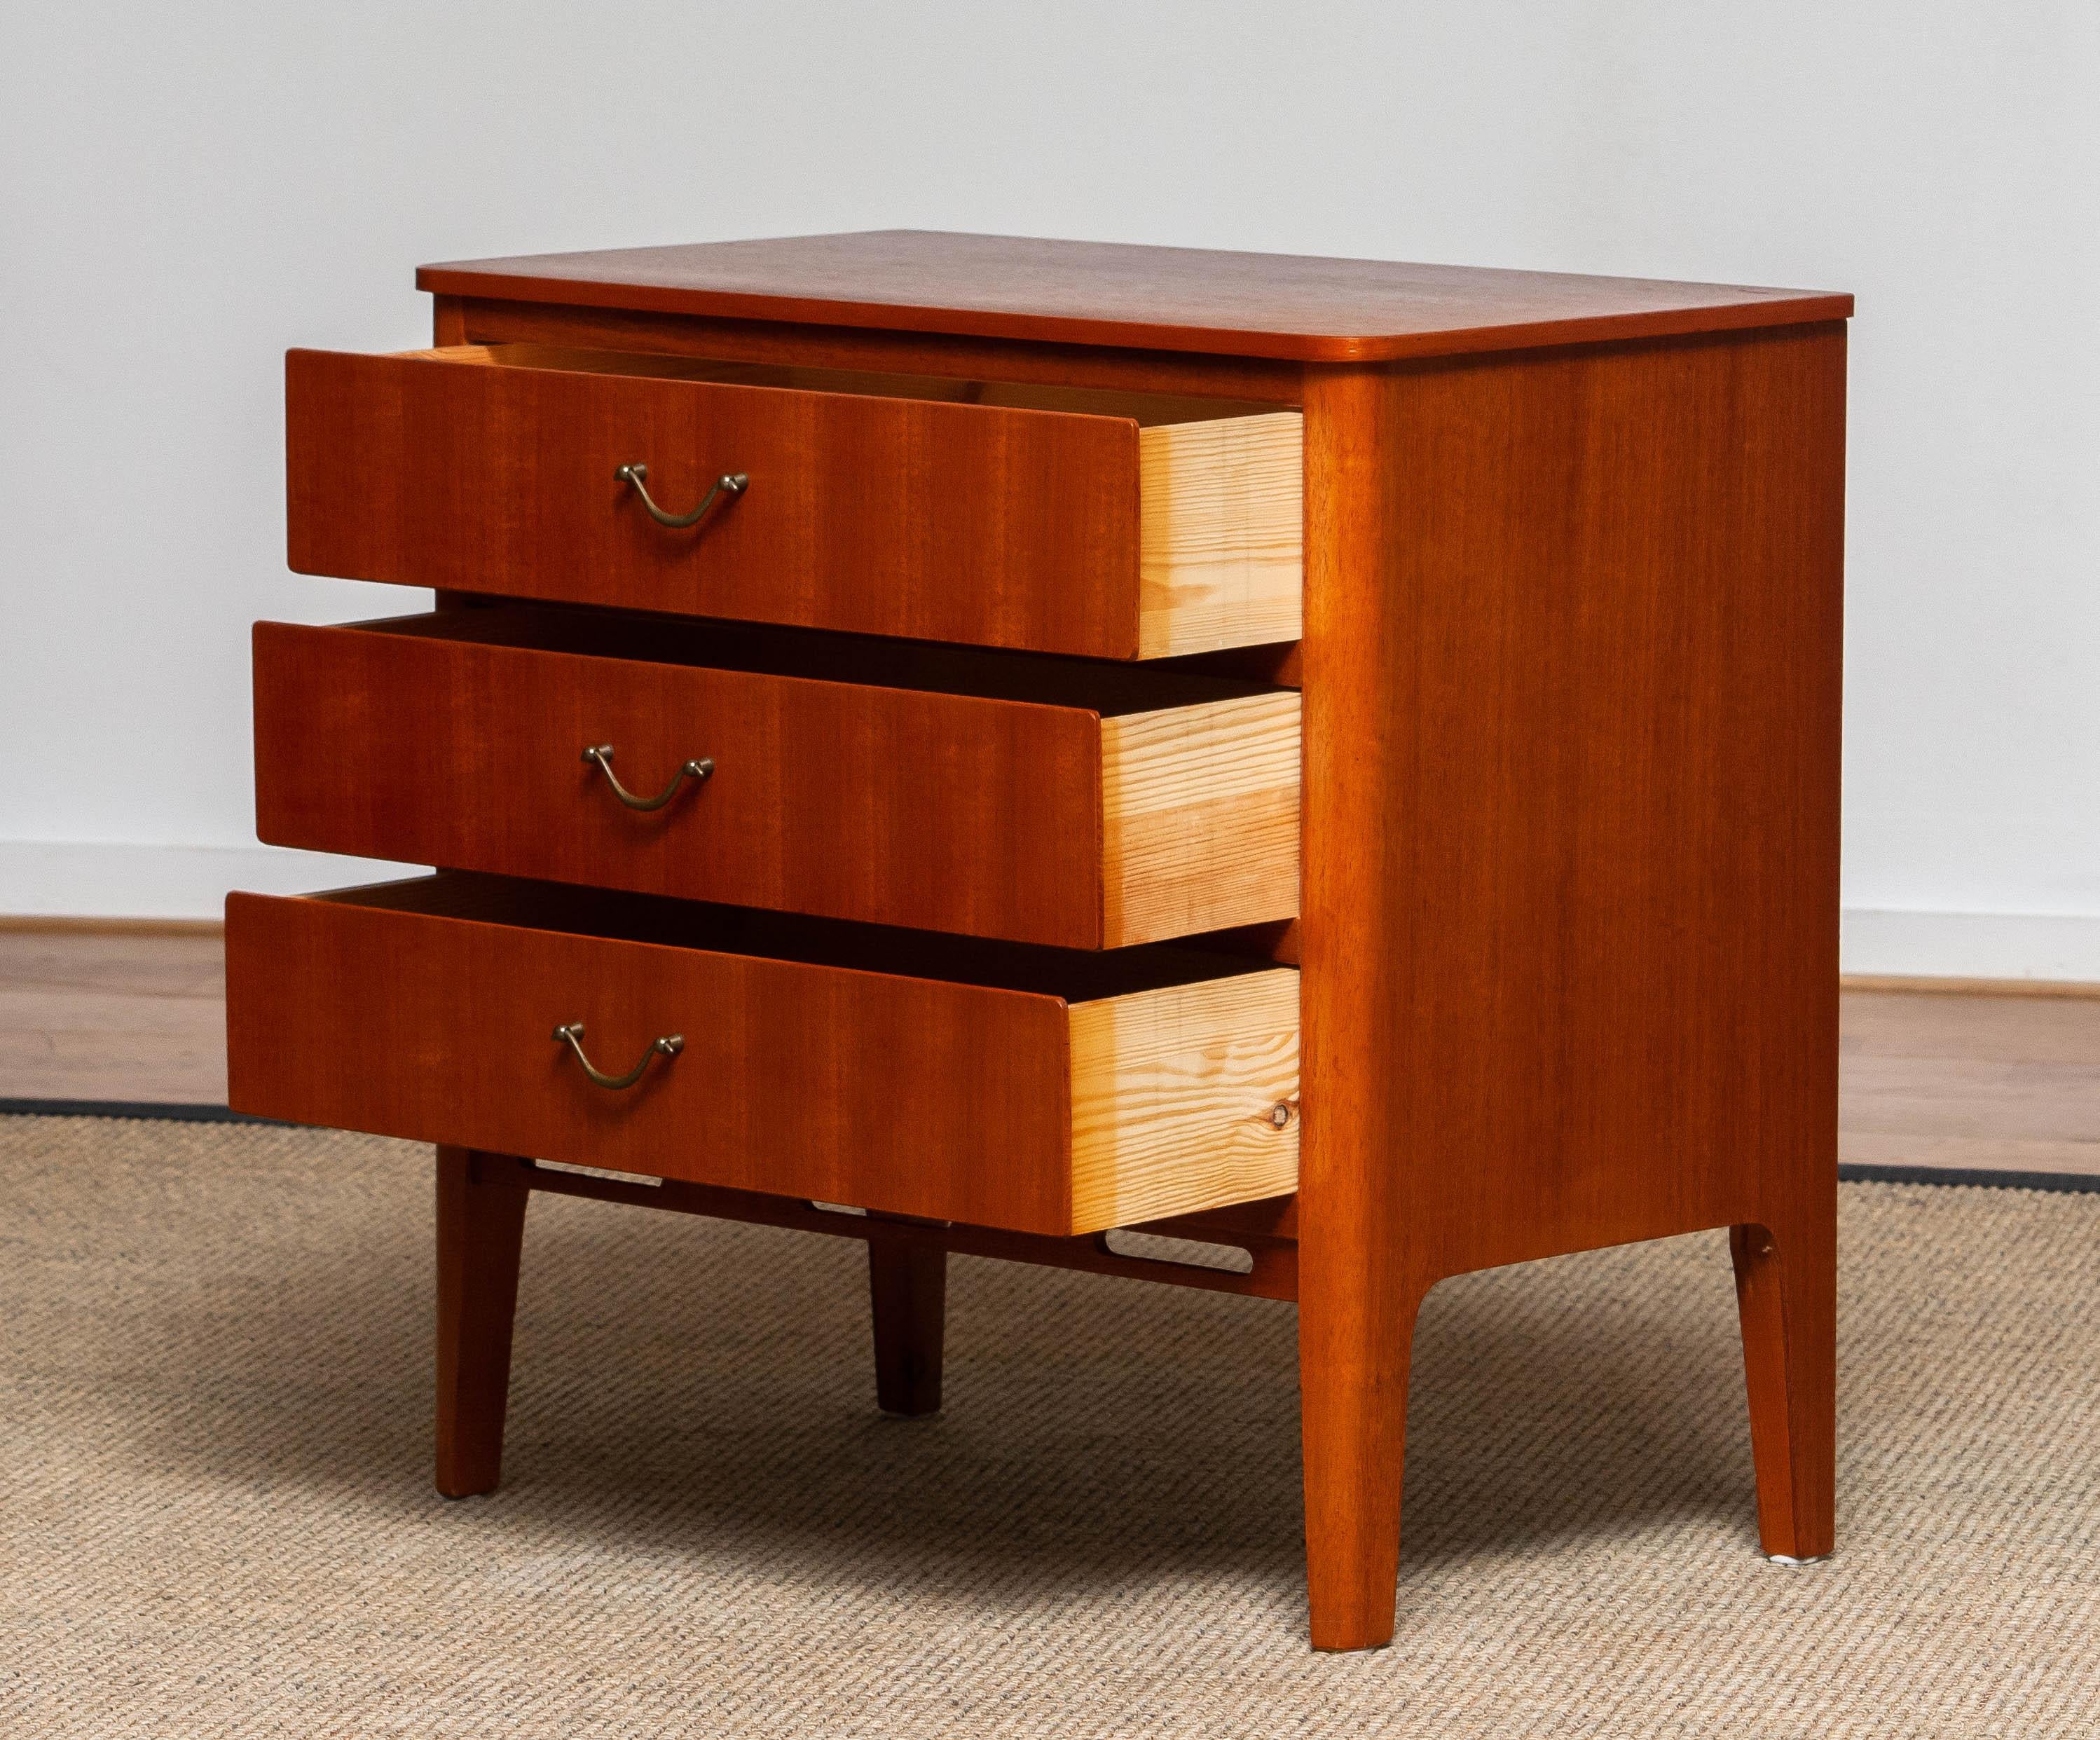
{"left": 4, "top": 1115, "right": 2098, "bottom": 1737}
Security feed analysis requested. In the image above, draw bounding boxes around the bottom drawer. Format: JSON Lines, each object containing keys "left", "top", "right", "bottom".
{"left": 226, "top": 874, "right": 1298, "bottom": 1236}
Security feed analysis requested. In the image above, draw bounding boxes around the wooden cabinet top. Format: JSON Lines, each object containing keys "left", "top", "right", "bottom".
{"left": 418, "top": 229, "right": 1851, "bottom": 364}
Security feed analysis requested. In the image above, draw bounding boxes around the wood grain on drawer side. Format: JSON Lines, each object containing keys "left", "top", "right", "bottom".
{"left": 1069, "top": 969, "right": 1300, "bottom": 1231}
{"left": 1139, "top": 413, "right": 1303, "bottom": 657}
{"left": 1100, "top": 691, "right": 1301, "bottom": 949}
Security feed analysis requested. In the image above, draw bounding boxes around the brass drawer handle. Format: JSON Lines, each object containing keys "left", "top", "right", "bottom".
{"left": 551, "top": 1022, "right": 683, "bottom": 1090}
{"left": 615, "top": 463, "right": 748, "bottom": 529}
{"left": 582, "top": 744, "right": 714, "bottom": 812}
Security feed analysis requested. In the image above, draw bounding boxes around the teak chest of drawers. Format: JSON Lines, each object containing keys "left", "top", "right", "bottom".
{"left": 226, "top": 231, "right": 1851, "bottom": 1650}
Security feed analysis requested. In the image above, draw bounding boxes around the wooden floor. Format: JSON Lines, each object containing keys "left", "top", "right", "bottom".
{"left": 2, "top": 928, "right": 2096, "bottom": 1179}
{"left": 1, "top": 930, "right": 231, "bottom": 1104}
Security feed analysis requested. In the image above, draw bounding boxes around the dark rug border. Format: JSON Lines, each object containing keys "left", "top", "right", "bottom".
{"left": 1837, "top": 1160, "right": 2099, "bottom": 1195}
{"left": 4, "top": 1100, "right": 2096, "bottom": 1196}
{"left": 0, "top": 1098, "right": 295, "bottom": 1126}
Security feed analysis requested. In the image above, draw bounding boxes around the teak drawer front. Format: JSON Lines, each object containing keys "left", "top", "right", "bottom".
{"left": 252, "top": 614, "right": 1301, "bottom": 950}
{"left": 224, "top": 877, "right": 1300, "bottom": 1236}
{"left": 284, "top": 346, "right": 1301, "bottom": 659}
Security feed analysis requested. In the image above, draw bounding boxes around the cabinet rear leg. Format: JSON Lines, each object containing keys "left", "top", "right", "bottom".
{"left": 868, "top": 1236, "right": 946, "bottom": 1418}
{"left": 1731, "top": 1216, "right": 1836, "bottom": 1561}
{"left": 434, "top": 1146, "right": 530, "bottom": 1498}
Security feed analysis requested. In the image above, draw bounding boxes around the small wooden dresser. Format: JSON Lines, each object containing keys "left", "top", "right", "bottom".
{"left": 227, "top": 231, "right": 1851, "bottom": 1650}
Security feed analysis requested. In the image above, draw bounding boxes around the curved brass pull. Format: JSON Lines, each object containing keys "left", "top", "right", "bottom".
{"left": 582, "top": 744, "right": 713, "bottom": 812}
{"left": 615, "top": 463, "right": 748, "bottom": 529}
{"left": 551, "top": 1022, "right": 683, "bottom": 1090}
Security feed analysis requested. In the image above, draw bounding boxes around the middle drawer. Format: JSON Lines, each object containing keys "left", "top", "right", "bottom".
{"left": 254, "top": 607, "right": 1300, "bottom": 950}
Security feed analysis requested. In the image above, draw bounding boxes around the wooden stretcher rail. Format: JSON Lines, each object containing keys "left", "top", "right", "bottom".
{"left": 502, "top": 1156, "right": 1300, "bottom": 1301}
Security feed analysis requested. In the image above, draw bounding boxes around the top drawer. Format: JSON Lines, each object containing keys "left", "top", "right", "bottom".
{"left": 286, "top": 344, "right": 1302, "bottom": 660}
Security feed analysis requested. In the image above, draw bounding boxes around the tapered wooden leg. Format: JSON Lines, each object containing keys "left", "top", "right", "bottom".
{"left": 1731, "top": 1217, "right": 1837, "bottom": 1560}
{"left": 1298, "top": 1254, "right": 1429, "bottom": 1651}
{"left": 867, "top": 1237, "right": 945, "bottom": 1418}
{"left": 434, "top": 1146, "right": 530, "bottom": 1498}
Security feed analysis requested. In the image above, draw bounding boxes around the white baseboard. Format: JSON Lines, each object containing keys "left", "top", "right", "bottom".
{"left": 1839, "top": 909, "right": 2100, "bottom": 984}
{"left": 4, "top": 842, "right": 2098, "bottom": 982}
{"left": 0, "top": 842, "right": 410, "bottom": 919}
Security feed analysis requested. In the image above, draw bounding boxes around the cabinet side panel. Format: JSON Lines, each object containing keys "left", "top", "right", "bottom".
{"left": 1301, "top": 325, "right": 1846, "bottom": 1283}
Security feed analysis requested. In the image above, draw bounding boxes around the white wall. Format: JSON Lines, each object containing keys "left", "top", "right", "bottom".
{"left": 4, "top": 1, "right": 2096, "bottom": 974}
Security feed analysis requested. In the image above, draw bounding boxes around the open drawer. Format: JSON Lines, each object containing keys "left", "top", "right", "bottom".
{"left": 286, "top": 344, "right": 1302, "bottom": 659}
{"left": 225, "top": 874, "right": 1299, "bottom": 1236}
{"left": 252, "top": 608, "right": 1298, "bottom": 949}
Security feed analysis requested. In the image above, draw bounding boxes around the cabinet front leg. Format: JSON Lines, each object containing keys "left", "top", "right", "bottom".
{"left": 1731, "top": 1214, "right": 1837, "bottom": 1562}
{"left": 868, "top": 1236, "right": 946, "bottom": 1418}
{"left": 1299, "top": 1250, "right": 1428, "bottom": 1651}
{"left": 434, "top": 1145, "right": 530, "bottom": 1498}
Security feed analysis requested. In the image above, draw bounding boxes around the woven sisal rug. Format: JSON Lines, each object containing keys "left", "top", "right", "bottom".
{"left": 4, "top": 1114, "right": 2096, "bottom": 1737}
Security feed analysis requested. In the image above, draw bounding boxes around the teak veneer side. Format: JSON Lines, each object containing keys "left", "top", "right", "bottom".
{"left": 1297, "top": 325, "right": 1844, "bottom": 1647}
